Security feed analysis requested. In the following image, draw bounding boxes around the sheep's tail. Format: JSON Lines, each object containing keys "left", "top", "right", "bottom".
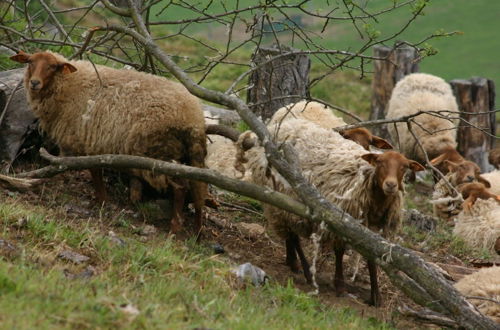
{"left": 234, "top": 130, "right": 257, "bottom": 178}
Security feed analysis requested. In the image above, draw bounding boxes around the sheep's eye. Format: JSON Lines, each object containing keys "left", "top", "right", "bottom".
{"left": 49, "top": 64, "right": 58, "bottom": 70}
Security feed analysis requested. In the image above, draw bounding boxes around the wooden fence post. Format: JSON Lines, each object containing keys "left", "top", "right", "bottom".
{"left": 247, "top": 45, "right": 310, "bottom": 122}
{"left": 450, "top": 78, "right": 496, "bottom": 172}
{"left": 370, "top": 44, "right": 419, "bottom": 138}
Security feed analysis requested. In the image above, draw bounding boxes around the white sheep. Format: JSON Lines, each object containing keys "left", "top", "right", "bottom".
{"left": 453, "top": 198, "right": 500, "bottom": 254}
{"left": 451, "top": 182, "right": 500, "bottom": 254}
{"left": 11, "top": 50, "right": 208, "bottom": 236}
{"left": 268, "top": 100, "right": 393, "bottom": 150}
{"left": 431, "top": 159, "right": 493, "bottom": 221}
{"left": 386, "top": 73, "right": 459, "bottom": 163}
{"left": 481, "top": 170, "right": 500, "bottom": 195}
{"left": 268, "top": 100, "right": 347, "bottom": 129}
{"left": 238, "top": 118, "right": 424, "bottom": 306}
{"left": 454, "top": 266, "right": 500, "bottom": 323}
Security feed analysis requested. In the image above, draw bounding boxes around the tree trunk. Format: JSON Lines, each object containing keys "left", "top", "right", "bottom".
{"left": 0, "top": 68, "right": 37, "bottom": 169}
{"left": 247, "top": 45, "right": 310, "bottom": 122}
{"left": 370, "top": 44, "right": 419, "bottom": 139}
{"left": 450, "top": 78, "right": 496, "bottom": 172}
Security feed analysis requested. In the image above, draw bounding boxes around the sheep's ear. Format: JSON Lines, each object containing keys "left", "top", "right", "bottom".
{"left": 430, "top": 153, "right": 446, "bottom": 166}
{"left": 10, "top": 51, "right": 31, "bottom": 63}
{"left": 496, "top": 195, "right": 500, "bottom": 202}
{"left": 477, "top": 175, "right": 491, "bottom": 188}
{"left": 60, "top": 62, "right": 77, "bottom": 74}
{"left": 361, "top": 153, "right": 378, "bottom": 166}
{"left": 371, "top": 136, "right": 393, "bottom": 149}
{"left": 409, "top": 160, "right": 425, "bottom": 172}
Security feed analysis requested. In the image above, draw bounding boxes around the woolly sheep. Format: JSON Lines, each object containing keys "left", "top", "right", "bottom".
{"left": 269, "top": 100, "right": 393, "bottom": 150}
{"left": 238, "top": 118, "right": 424, "bottom": 306}
{"left": 481, "top": 170, "right": 500, "bottom": 195}
{"left": 454, "top": 194, "right": 499, "bottom": 244}
{"left": 386, "top": 73, "right": 459, "bottom": 163}
{"left": 431, "top": 159, "right": 492, "bottom": 221}
{"left": 11, "top": 50, "right": 208, "bottom": 236}
{"left": 454, "top": 266, "right": 500, "bottom": 323}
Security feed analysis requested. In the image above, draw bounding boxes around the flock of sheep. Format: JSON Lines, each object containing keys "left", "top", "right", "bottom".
{"left": 10, "top": 51, "right": 500, "bottom": 322}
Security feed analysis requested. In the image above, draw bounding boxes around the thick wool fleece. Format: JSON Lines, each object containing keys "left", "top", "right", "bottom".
{"left": 24, "top": 51, "right": 207, "bottom": 193}
{"left": 242, "top": 118, "right": 403, "bottom": 241}
{"left": 454, "top": 266, "right": 500, "bottom": 323}
{"left": 453, "top": 199, "right": 500, "bottom": 254}
{"left": 386, "top": 73, "right": 459, "bottom": 163}
{"left": 482, "top": 170, "right": 500, "bottom": 195}
{"left": 267, "top": 100, "right": 347, "bottom": 129}
{"left": 431, "top": 172, "right": 465, "bottom": 221}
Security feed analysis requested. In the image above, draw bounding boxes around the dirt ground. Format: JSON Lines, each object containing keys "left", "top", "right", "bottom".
{"left": 1, "top": 167, "right": 494, "bottom": 328}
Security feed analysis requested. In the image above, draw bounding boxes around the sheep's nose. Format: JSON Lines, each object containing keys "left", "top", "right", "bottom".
{"left": 385, "top": 182, "right": 397, "bottom": 189}
{"left": 30, "top": 80, "right": 40, "bottom": 88}
{"left": 466, "top": 175, "right": 474, "bottom": 182}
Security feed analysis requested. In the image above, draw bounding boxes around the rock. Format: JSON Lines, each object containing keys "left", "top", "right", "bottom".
{"left": 404, "top": 209, "right": 436, "bottom": 232}
{"left": 13, "top": 217, "right": 28, "bottom": 229}
{"left": 107, "top": 231, "right": 126, "bottom": 246}
{"left": 232, "top": 262, "right": 268, "bottom": 286}
{"left": 138, "top": 225, "right": 157, "bottom": 236}
{"left": 64, "top": 203, "right": 92, "bottom": 217}
{"left": 0, "top": 239, "right": 20, "bottom": 260}
{"left": 235, "top": 222, "right": 265, "bottom": 239}
{"left": 119, "top": 303, "right": 140, "bottom": 321}
{"left": 58, "top": 250, "right": 90, "bottom": 264}
{"left": 0, "top": 69, "right": 37, "bottom": 166}
{"left": 212, "top": 243, "right": 225, "bottom": 254}
{"left": 63, "top": 265, "right": 95, "bottom": 280}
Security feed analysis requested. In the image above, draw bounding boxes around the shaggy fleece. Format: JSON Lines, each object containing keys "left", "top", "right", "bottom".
{"left": 386, "top": 73, "right": 459, "bottom": 163}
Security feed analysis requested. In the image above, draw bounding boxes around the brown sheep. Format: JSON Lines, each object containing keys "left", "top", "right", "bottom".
{"left": 11, "top": 50, "right": 208, "bottom": 236}
{"left": 239, "top": 118, "right": 425, "bottom": 306}
{"left": 489, "top": 147, "right": 500, "bottom": 169}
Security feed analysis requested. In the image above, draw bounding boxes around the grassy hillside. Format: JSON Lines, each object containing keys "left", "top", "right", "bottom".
{"left": 0, "top": 181, "right": 391, "bottom": 329}
{"left": 150, "top": 0, "right": 499, "bottom": 106}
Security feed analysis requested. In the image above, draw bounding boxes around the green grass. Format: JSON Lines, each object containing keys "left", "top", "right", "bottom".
{"left": 0, "top": 201, "right": 391, "bottom": 329}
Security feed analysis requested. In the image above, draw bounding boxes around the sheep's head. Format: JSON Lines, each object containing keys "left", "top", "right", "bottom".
{"left": 457, "top": 182, "right": 500, "bottom": 211}
{"left": 489, "top": 148, "right": 500, "bottom": 169}
{"left": 10, "top": 51, "right": 77, "bottom": 92}
{"left": 444, "top": 160, "right": 490, "bottom": 187}
{"left": 339, "top": 127, "right": 393, "bottom": 151}
{"left": 361, "top": 151, "right": 425, "bottom": 195}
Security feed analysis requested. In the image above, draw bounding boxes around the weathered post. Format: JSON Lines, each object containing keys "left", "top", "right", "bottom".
{"left": 370, "top": 44, "right": 419, "bottom": 138}
{"left": 247, "top": 45, "right": 310, "bottom": 122}
{"left": 450, "top": 78, "right": 496, "bottom": 172}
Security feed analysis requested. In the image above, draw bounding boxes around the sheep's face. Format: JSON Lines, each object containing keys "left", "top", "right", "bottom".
{"left": 339, "top": 128, "right": 393, "bottom": 151}
{"left": 10, "top": 51, "right": 77, "bottom": 92}
{"left": 362, "top": 151, "right": 424, "bottom": 195}
{"left": 445, "top": 160, "right": 491, "bottom": 187}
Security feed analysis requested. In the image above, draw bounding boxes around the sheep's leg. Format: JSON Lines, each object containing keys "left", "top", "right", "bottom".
{"left": 333, "top": 246, "right": 346, "bottom": 296}
{"left": 129, "top": 177, "right": 143, "bottom": 203}
{"left": 285, "top": 235, "right": 299, "bottom": 273}
{"left": 367, "top": 259, "right": 381, "bottom": 307}
{"left": 190, "top": 180, "right": 207, "bottom": 240}
{"left": 89, "top": 168, "right": 107, "bottom": 203}
{"left": 293, "top": 234, "right": 312, "bottom": 284}
{"left": 169, "top": 181, "right": 187, "bottom": 235}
